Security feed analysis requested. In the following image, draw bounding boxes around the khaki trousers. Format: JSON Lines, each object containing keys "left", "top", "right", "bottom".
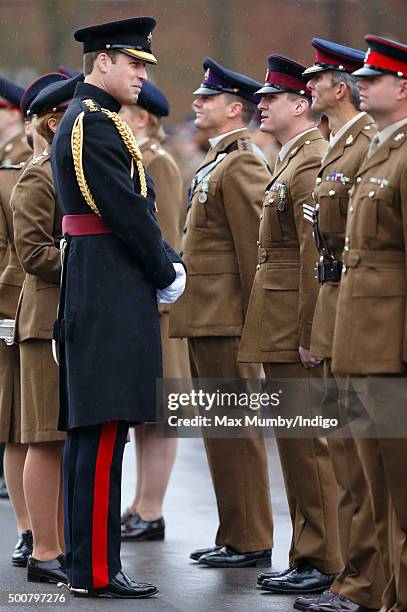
{"left": 263, "top": 361, "right": 342, "bottom": 574}
{"left": 352, "top": 375, "right": 407, "bottom": 612}
{"left": 323, "top": 361, "right": 387, "bottom": 608}
{"left": 188, "top": 337, "right": 273, "bottom": 552}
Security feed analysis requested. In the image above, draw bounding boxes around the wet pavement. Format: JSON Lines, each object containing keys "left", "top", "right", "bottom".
{"left": 0, "top": 437, "right": 298, "bottom": 611}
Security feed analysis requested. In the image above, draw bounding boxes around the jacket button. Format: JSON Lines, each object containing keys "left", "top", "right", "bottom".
{"left": 349, "top": 206, "right": 354, "bottom": 213}
{"left": 256, "top": 240, "right": 260, "bottom": 246}
{"left": 344, "top": 245, "right": 349, "bottom": 252}
{"left": 356, "top": 177, "right": 362, "bottom": 183}
{"left": 316, "top": 177, "right": 322, "bottom": 184}
{"left": 260, "top": 214, "right": 263, "bottom": 220}
{"left": 369, "top": 190, "right": 375, "bottom": 198}
{"left": 345, "top": 236, "right": 350, "bottom": 245}
{"left": 329, "top": 189, "right": 335, "bottom": 196}
{"left": 256, "top": 264, "right": 261, "bottom": 270}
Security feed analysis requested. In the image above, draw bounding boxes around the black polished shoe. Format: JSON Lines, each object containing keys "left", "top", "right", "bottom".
{"left": 121, "top": 508, "right": 133, "bottom": 525}
{"left": 0, "top": 476, "right": 8, "bottom": 499}
{"left": 261, "top": 562, "right": 337, "bottom": 594}
{"left": 12, "top": 530, "right": 33, "bottom": 567}
{"left": 257, "top": 566, "right": 293, "bottom": 585}
{"left": 199, "top": 545, "right": 271, "bottom": 568}
{"left": 308, "top": 594, "right": 379, "bottom": 611}
{"left": 121, "top": 513, "right": 165, "bottom": 541}
{"left": 27, "top": 554, "right": 67, "bottom": 584}
{"left": 294, "top": 590, "right": 337, "bottom": 610}
{"left": 70, "top": 570, "right": 158, "bottom": 599}
{"left": 189, "top": 545, "right": 222, "bottom": 562}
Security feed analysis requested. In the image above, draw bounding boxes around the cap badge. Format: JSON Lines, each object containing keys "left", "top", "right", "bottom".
{"left": 265, "top": 69, "right": 270, "bottom": 82}
{"left": 147, "top": 32, "right": 153, "bottom": 44}
{"left": 204, "top": 68, "right": 210, "bottom": 81}
{"left": 346, "top": 135, "right": 354, "bottom": 145}
{"left": 365, "top": 48, "right": 371, "bottom": 63}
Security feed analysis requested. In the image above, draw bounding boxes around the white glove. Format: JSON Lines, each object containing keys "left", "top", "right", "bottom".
{"left": 157, "top": 263, "right": 186, "bottom": 304}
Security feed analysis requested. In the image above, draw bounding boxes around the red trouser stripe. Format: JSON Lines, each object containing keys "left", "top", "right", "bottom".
{"left": 92, "top": 421, "right": 118, "bottom": 588}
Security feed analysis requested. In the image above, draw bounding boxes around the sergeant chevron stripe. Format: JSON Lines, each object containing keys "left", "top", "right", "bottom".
{"left": 302, "top": 202, "right": 315, "bottom": 224}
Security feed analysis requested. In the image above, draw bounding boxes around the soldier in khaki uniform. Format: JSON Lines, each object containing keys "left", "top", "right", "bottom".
{"left": 120, "top": 81, "right": 190, "bottom": 542}
{"left": 170, "top": 58, "right": 273, "bottom": 567}
{"left": 0, "top": 76, "right": 31, "bottom": 167}
{"left": 10, "top": 74, "right": 82, "bottom": 586}
{"left": 238, "top": 55, "right": 342, "bottom": 594}
{"left": 291, "top": 40, "right": 387, "bottom": 612}
{"left": 0, "top": 157, "right": 32, "bottom": 567}
{"left": 332, "top": 35, "right": 407, "bottom": 612}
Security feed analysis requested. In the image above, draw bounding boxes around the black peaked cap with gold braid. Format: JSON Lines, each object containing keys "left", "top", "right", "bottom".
{"left": 74, "top": 17, "right": 157, "bottom": 65}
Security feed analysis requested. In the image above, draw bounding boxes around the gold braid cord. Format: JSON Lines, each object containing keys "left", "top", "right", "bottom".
{"left": 71, "top": 103, "right": 147, "bottom": 217}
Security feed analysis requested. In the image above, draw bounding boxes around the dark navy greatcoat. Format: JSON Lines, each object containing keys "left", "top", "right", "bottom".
{"left": 51, "top": 82, "right": 181, "bottom": 431}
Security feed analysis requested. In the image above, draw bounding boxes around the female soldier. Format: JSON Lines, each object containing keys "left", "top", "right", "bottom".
{"left": 120, "top": 81, "right": 190, "bottom": 541}
{"left": 11, "top": 74, "right": 82, "bottom": 584}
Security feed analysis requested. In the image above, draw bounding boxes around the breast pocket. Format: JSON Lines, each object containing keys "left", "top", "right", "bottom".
{"left": 354, "top": 184, "right": 394, "bottom": 238}
{"left": 318, "top": 182, "right": 351, "bottom": 234}
{"left": 192, "top": 180, "right": 219, "bottom": 228}
{"left": 260, "top": 266, "right": 300, "bottom": 351}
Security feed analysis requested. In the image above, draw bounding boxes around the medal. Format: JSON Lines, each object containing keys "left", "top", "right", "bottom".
{"left": 198, "top": 176, "right": 210, "bottom": 204}
{"left": 278, "top": 183, "right": 287, "bottom": 212}
{"left": 198, "top": 191, "right": 208, "bottom": 203}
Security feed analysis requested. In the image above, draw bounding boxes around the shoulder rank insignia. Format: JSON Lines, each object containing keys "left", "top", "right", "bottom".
{"left": 345, "top": 134, "right": 354, "bottom": 145}
{"left": 239, "top": 138, "right": 250, "bottom": 152}
{"left": 394, "top": 132, "right": 405, "bottom": 142}
{"left": 81, "top": 98, "right": 101, "bottom": 113}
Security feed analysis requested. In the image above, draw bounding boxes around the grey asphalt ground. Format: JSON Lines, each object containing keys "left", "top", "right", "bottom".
{"left": 0, "top": 437, "right": 297, "bottom": 612}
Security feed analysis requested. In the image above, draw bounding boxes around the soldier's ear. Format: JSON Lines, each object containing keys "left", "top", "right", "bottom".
{"left": 397, "top": 78, "right": 407, "bottom": 101}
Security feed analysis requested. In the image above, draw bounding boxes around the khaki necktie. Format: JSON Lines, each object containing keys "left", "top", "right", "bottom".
{"left": 367, "top": 134, "right": 380, "bottom": 158}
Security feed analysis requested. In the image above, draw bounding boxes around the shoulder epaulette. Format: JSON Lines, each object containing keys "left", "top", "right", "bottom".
{"left": 80, "top": 98, "right": 101, "bottom": 114}
{"left": 237, "top": 137, "right": 251, "bottom": 152}
{"left": 149, "top": 143, "right": 166, "bottom": 156}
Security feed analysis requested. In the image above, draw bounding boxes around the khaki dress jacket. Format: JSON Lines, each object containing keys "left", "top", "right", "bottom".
{"left": 239, "top": 128, "right": 326, "bottom": 363}
{"left": 332, "top": 122, "right": 407, "bottom": 375}
{"left": 170, "top": 129, "right": 270, "bottom": 338}
{"left": 311, "top": 113, "right": 376, "bottom": 358}
{"left": 11, "top": 152, "right": 62, "bottom": 342}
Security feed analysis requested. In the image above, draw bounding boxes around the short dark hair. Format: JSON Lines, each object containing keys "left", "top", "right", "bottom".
{"left": 223, "top": 93, "right": 257, "bottom": 125}
{"left": 287, "top": 92, "right": 321, "bottom": 123}
{"left": 83, "top": 49, "right": 119, "bottom": 76}
{"left": 330, "top": 71, "right": 361, "bottom": 109}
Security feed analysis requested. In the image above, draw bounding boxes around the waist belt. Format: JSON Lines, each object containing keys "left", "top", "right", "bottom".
{"left": 344, "top": 249, "right": 404, "bottom": 268}
{"left": 257, "top": 247, "right": 300, "bottom": 265}
{"left": 62, "top": 214, "right": 112, "bottom": 236}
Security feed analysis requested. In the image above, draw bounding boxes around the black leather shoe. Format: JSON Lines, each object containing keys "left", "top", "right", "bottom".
{"left": 261, "top": 562, "right": 337, "bottom": 594}
{"left": 12, "top": 530, "right": 33, "bottom": 567}
{"left": 121, "top": 513, "right": 165, "bottom": 541}
{"left": 0, "top": 476, "right": 8, "bottom": 499}
{"left": 308, "top": 594, "right": 379, "bottom": 611}
{"left": 294, "top": 590, "right": 337, "bottom": 610}
{"left": 190, "top": 545, "right": 222, "bottom": 562}
{"left": 199, "top": 545, "right": 271, "bottom": 568}
{"left": 27, "top": 554, "right": 67, "bottom": 584}
{"left": 70, "top": 570, "right": 158, "bottom": 599}
{"left": 257, "top": 566, "right": 293, "bottom": 585}
{"left": 121, "top": 508, "right": 133, "bottom": 525}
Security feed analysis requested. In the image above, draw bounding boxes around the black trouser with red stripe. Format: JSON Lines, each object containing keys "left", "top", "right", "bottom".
{"left": 63, "top": 421, "right": 129, "bottom": 589}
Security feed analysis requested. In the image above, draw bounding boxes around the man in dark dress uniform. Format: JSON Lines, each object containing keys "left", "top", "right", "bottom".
{"left": 51, "top": 17, "right": 185, "bottom": 598}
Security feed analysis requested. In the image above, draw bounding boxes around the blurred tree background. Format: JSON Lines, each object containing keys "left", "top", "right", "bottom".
{"left": 0, "top": 0, "right": 405, "bottom": 122}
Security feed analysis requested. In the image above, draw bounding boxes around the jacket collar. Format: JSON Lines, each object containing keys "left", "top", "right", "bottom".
{"left": 320, "top": 113, "right": 375, "bottom": 171}
{"left": 197, "top": 128, "right": 250, "bottom": 171}
{"left": 271, "top": 127, "right": 323, "bottom": 183}
{"left": 74, "top": 82, "right": 121, "bottom": 113}
{"left": 358, "top": 127, "right": 407, "bottom": 175}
